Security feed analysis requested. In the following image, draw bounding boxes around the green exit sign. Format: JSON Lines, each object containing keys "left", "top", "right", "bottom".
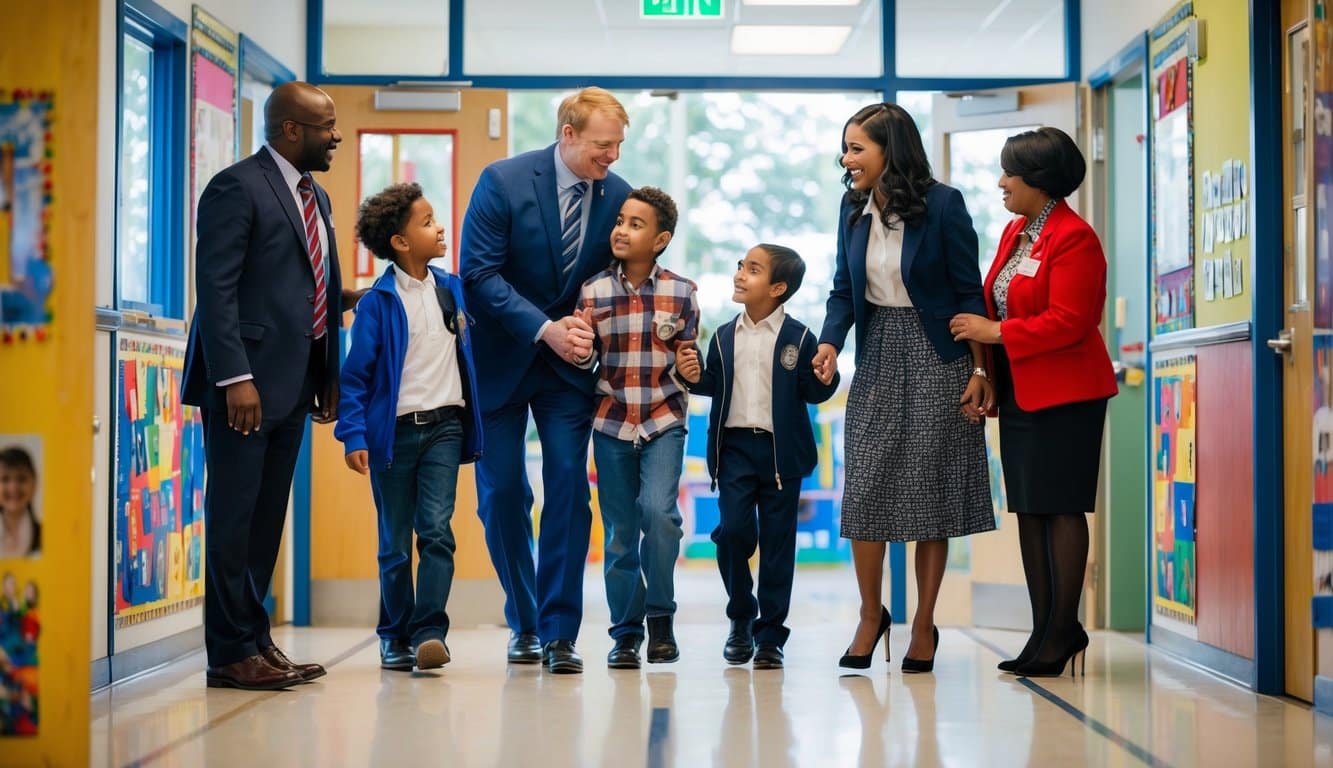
{"left": 642, "top": 0, "right": 723, "bottom": 19}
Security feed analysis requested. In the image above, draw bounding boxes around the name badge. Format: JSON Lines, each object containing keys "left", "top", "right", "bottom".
{"left": 1016, "top": 257, "right": 1041, "bottom": 277}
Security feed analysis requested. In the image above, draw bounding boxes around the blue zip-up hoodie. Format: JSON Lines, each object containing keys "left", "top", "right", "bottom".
{"left": 335, "top": 265, "right": 484, "bottom": 468}
{"left": 686, "top": 312, "right": 839, "bottom": 490}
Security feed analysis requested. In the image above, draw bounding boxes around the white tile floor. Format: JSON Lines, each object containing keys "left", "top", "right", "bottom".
{"left": 91, "top": 567, "right": 1333, "bottom": 767}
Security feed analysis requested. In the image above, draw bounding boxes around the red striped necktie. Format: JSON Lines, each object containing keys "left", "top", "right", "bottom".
{"left": 297, "top": 175, "right": 327, "bottom": 339}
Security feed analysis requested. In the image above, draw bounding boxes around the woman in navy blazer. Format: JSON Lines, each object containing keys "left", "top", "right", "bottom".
{"left": 813, "top": 103, "right": 995, "bottom": 672}
{"left": 950, "top": 127, "right": 1117, "bottom": 678}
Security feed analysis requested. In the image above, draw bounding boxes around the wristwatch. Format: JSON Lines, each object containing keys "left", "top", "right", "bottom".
{"left": 971, "top": 367, "right": 988, "bottom": 380}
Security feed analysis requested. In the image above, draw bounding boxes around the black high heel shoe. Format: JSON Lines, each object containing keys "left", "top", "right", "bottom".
{"left": 999, "top": 622, "right": 1084, "bottom": 673}
{"left": 839, "top": 606, "right": 892, "bottom": 669}
{"left": 901, "top": 626, "right": 939, "bottom": 674}
{"left": 1014, "top": 630, "right": 1090, "bottom": 678}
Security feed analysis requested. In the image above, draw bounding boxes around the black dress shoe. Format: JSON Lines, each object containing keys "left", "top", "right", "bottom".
{"left": 723, "top": 619, "right": 754, "bottom": 665}
{"left": 606, "top": 635, "right": 642, "bottom": 669}
{"left": 206, "top": 655, "right": 302, "bottom": 690}
{"left": 646, "top": 616, "right": 680, "bottom": 664}
{"left": 380, "top": 639, "right": 414, "bottom": 671}
{"left": 544, "top": 639, "right": 583, "bottom": 674}
{"left": 261, "top": 644, "right": 326, "bottom": 682}
{"left": 507, "top": 631, "right": 543, "bottom": 664}
{"left": 753, "top": 643, "right": 784, "bottom": 670}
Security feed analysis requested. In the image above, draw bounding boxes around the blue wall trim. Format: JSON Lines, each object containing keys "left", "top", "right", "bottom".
{"left": 239, "top": 34, "right": 297, "bottom": 84}
{"left": 308, "top": 0, "right": 1081, "bottom": 94}
{"left": 1088, "top": 33, "right": 1148, "bottom": 89}
{"left": 1151, "top": 625, "right": 1255, "bottom": 686}
{"left": 1316, "top": 676, "right": 1333, "bottom": 717}
{"left": 124, "top": 0, "right": 187, "bottom": 42}
{"left": 1314, "top": 596, "right": 1333, "bottom": 629}
{"left": 889, "top": 541, "right": 906, "bottom": 623}
{"left": 293, "top": 417, "right": 313, "bottom": 626}
{"left": 1248, "top": 0, "right": 1284, "bottom": 696}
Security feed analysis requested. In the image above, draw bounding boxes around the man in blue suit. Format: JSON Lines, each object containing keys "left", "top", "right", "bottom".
{"left": 461, "top": 87, "right": 631, "bottom": 674}
{"left": 182, "top": 82, "right": 344, "bottom": 690}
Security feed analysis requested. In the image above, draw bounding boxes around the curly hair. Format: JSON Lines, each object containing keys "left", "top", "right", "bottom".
{"left": 626, "top": 186, "right": 678, "bottom": 255}
{"left": 356, "top": 182, "right": 423, "bottom": 262}
{"left": 840, "top": 103, "right": 934, "bottom": 229}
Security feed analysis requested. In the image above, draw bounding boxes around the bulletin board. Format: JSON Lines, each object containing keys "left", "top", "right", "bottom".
{"left": 113, "top": 332, "right": 205, "bottom": 625}
{"left": 189, "top": 6, "right": 239, "bottom": 256}
{"left": 1150, "top": 4, "right": 1195, "bottom": 335}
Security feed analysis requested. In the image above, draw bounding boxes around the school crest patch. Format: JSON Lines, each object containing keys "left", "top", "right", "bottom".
{"left": 780, "top": 344, "right": 799, "bottom": 371}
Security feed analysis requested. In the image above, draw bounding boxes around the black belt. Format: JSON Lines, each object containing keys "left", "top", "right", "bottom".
{"left": 725, "top": 426, "right": 771, "bottom": 435}
{"left": 397, "top": 405, "right": 463, "bottom": 425}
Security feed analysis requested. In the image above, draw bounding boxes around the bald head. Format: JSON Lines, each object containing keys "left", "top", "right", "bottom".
{"left": 264, "top": 82, "right": 340, "bottom": 173}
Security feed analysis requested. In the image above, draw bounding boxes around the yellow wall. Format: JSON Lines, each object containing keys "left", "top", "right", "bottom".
{"left": 0, "top": 1, "right": 96, "bottom": 765}
{"left": 1193, "top": 0, "right": 1253, "bottom": 327}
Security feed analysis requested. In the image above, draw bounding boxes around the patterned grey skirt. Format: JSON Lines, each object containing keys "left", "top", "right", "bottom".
{"left": 840, "top": 305, "right": 994, "bottom": 542}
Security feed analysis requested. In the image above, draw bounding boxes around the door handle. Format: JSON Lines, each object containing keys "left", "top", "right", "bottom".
{"left": 1266, "top": 328, "right": 1293, "bottom": 358}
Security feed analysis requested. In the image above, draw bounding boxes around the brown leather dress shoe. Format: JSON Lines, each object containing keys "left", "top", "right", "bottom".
{"left": 206, "top": 655, "right": 302, "bottom": 690}
{"left": 260, "top": 645, "right": 327, "bottom": 682}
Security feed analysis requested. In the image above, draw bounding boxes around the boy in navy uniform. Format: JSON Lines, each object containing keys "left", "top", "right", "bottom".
{"left": 677, "top": 244, "right": 839, "bottom": 669}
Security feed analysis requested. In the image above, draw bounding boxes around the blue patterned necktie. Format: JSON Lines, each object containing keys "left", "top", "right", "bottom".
{"left": 561, "top": 181, "right": 588, "bottom": 274}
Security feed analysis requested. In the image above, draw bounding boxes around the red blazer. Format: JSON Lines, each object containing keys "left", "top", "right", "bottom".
{"left": 983, "top": 200, "right": 1117, "bottom": 412}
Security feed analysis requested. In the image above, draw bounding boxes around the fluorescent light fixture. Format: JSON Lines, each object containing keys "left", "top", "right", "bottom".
{"left": 741, "top": 0, "right": 861, "bottom": 5}
{"left": 731, "top": 25, "right": 851, "bottom": 55}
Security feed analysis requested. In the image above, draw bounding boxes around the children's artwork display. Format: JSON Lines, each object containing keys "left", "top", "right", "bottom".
{"left": 0, "top": 434, "right": 41, "bottom": 560}
{"left": 1151, "top": 17, "right": 1194, "bottom": 335}
{"left": 1315, "top": 335, "right": 1333, "bottom": 595}
{"left": 113, "top": 332, "right": 205, "bottom": 625}
{"left": 1152, "top": 350, "right": 1197, "bottom": 623}
{"left": 0, "top": 89, "right": 53, "bottom": 341}
{"left": 0, "top": 571, "right": 39, "bottom": 736}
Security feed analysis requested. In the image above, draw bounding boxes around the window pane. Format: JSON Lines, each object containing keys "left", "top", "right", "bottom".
{"left": 323, "top": 0, "right": 449, "bottom": 76}
{"left": 119, "top": 35, "right": 153, "bottom": 307}
{"left": 896, "top": 0, "right": 1065, "bottom": 78}
{"left": 947, "top": 126, "right": 1037, "bottom": 274}
{"left": 471, "top": 2, "right": 881, "bottom": 77}
{"left": 357, "top": 132, "right": 455, "bottom": 278}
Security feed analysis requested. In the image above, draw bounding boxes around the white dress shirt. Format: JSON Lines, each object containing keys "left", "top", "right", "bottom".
{"left": 393, "top": 266, "right": 465, "bottom": 416}
{"left": 217, "top": 146, "right": 332, "bottom": 388}
{"left": 862, "top": 197, "right": 914, "bottom": 308}
{"left": 725, "top": 305, "right": 783, "bottom": 432}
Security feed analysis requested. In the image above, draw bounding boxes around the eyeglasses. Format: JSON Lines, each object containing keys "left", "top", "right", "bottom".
{"left": 287, "top": 119, "right": 338, "bottom": 135}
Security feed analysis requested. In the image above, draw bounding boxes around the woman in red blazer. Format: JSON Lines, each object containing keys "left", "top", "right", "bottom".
{"left": 949, "top": 127, "right": 1117, "bottom": 678}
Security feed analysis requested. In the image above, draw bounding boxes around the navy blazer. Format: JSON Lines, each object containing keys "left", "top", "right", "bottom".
{"left": 182, "top": 149, "right": 343, "bottom": 418}
{"left": 687, "top": 313, "right": 839, "bottom": 488}
{"left": 818, "top": 184, "right": 984, "bottom": 364}
{"left": 460, "top": 144, "right": 631, "bottom": 412}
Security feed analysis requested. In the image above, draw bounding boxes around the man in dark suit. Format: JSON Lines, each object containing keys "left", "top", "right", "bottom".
{"left": 182, "top": 81, "right": 343, "bottom": 690}
{"left": 460, "top": 87, "right": 631, "bottom": 674}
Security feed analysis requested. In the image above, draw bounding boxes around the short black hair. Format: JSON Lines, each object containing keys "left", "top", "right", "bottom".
{"left": 0, "top": 446, "right": 34, "bottom": 476}
{"left": 626, "top": 186, "right": 678, "bottom": 255}
{"left": 356, "top": 183, "right": 423, "bottom": 262}
{"left": 755, "top": 243, "right": 805, "bottom": 303}
{"left": 1000, "top": 127, "right": 1086, "bottom": 199}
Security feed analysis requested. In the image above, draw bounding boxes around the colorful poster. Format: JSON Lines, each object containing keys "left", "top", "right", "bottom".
{"left": 0, "top": 89, "right": 54, "bottom": 341}
{"left": 0, "top": 570, "right": 39, "bottom": 735}
{"left": 1315, "top": 19, "right": 1333, "bottom": 329}
{"left": 113, "top": 332, "right": 205, "bottom": 625}
{"left": 189, "top": 6, "right": 238, "bottom": 298}
{"left": 1153, "top": 351, "right": 1197, "bottom": 621}
{"left": 1152, "top": 37, "right": 1194, "bottom": 335}
{"left": 1315, "top": 334, "right": 1333, "bottom": 594}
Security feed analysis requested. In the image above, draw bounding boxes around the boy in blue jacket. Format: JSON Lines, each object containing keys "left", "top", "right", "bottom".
{"left": 677, "top": 243, "right": 839, "bottom": 669}
{"left": 335, "top": 183, "right": 484, "bottom": 672}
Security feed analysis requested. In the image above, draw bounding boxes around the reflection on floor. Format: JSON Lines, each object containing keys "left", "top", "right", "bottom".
{"left": 92, "top": 568, "right": 1333, "bottom": 767}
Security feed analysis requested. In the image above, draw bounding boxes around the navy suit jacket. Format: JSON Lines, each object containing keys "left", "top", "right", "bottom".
{"left": 460, "top": 144, "right": 631, "bottom": 412}
{"left": 818, "top": 183, "right": 984, "bottom": 364}
{"left": 182, "top": 149, "right": 343, "bottom": 419}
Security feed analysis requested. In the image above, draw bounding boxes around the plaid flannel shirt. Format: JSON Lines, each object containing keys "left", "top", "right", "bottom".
{"left": 579, "top": 263, "right": 700, "bottom": 442}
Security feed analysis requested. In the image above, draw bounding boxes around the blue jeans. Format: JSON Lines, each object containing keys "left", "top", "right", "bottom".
{"left": 592, "top": 426, "right": 686, "bottom": 640}
{"left": 369, "top": 414, "right": 463, "bottom": 645}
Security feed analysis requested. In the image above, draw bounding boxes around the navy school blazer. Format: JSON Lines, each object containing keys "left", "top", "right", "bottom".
{"left": 818, "top": 183, "right": 985, "bottom": 364}
{"left": 687, "top": 313, "right": 840, "bottom": 489}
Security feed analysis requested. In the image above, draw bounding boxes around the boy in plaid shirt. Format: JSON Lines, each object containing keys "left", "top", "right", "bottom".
{"left": 568, "top": 186, "right": 699, "bottom": 669}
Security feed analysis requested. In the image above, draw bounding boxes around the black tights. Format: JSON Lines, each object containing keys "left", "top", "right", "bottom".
{"left": 1014, "top": 513, "right": 1088, "bottom": 664}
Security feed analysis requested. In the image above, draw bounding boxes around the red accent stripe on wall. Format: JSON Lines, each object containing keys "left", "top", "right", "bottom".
{"left": 1195, "top": 341, "right": 1255, "bottom": 658}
